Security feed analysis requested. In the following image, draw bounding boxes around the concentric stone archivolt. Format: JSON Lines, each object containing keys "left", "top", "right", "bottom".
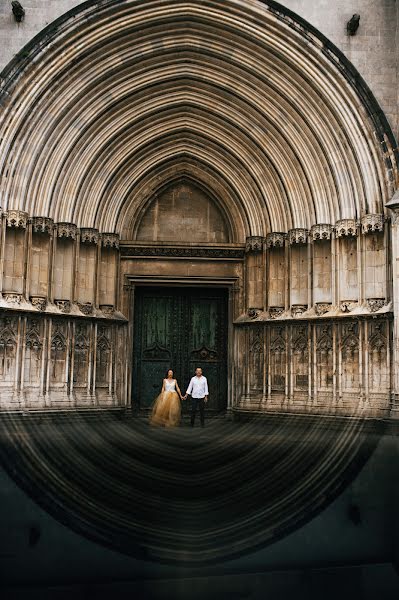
{"left": 0, "top": 0, "right": 394, "bottom": 240}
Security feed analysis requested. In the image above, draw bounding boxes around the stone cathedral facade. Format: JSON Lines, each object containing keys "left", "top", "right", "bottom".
{"left": 0, "top": 0, "right": 398, "bottom": 419}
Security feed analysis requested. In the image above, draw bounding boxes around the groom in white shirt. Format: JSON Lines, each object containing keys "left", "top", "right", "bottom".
{"left": 184, "top": 367, "right": 208, "bottom": 428}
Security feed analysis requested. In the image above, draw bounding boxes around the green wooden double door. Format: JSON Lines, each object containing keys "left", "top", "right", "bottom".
{"left": 133, "top": 287, "right": 228, "bottom": 412}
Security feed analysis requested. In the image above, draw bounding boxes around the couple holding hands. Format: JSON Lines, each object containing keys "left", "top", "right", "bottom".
{"left": 150, "top": 367, "right": 208, "bottom": 428}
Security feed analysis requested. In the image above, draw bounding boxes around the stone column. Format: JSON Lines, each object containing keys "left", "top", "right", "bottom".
{"left": 288, "top": 228, "right": 308, "bottom": 315}
{"left": 310, "top": 224, "right": 333, "bottom": 314}
{"left": 245, "top": 236, "right": 265, "bottom": 316}
{"left": 265, "top": 232, "right": 286, "bottom": 317}
{"left": 386, "top": 194, "right": 399, "bottom": 411}
{"left": 76, "top": 227, "right": 100, "bottom": 315}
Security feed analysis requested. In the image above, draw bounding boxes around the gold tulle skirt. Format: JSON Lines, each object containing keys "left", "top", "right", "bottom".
{"left": 149, "top": 391, "right": 181, "bottom": 427}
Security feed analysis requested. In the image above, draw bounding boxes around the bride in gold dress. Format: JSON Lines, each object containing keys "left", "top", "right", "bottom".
{"left": 150, "top": 369, "right": 183, "bottom": 427}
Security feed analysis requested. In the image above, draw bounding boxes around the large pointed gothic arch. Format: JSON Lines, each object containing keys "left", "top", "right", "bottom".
{"left": 0, "top": 0, "right": 396, "bottom": 235}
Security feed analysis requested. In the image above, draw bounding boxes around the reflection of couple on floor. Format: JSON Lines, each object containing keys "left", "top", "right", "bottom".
{"left": 150, "top": 367, "right": 209, "bottom": 428}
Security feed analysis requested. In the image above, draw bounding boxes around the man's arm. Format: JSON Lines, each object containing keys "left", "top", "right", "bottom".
{"left": 185, "top": 377, "right": 193, "bottom": 398}
{"left": 204, "top": 377, "right": 209, "bottom": 400}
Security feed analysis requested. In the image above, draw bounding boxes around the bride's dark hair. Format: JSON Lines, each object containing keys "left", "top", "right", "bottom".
{"left": 165, "top": 368, "right": 174, "bottom": 377}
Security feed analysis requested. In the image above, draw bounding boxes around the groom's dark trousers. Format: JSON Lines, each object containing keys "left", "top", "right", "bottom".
{"left": 190, "top": 397, "right": 205, "bottom": 427}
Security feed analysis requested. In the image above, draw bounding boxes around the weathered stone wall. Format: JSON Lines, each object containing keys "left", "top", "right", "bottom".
{"left": 1, "top": 0, "right": 398, "bottom": 140}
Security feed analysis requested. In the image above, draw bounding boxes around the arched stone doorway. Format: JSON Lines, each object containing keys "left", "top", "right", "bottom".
{"left": 0, "top": 0, "right": 398, "bottom": 566}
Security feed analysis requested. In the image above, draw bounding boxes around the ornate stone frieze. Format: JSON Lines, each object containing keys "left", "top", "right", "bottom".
{"left": 121, "top": 246, "right": 245, "bottom": 259}
{"left": 80, "top": 228, "right": 99, "bottom": 244}
{"left": 247, "top": 307, "right": 262, "bottom": 319}
{"left": 77, "top": 302, "right": 94, "bottom": 315}
{"left": 55, "top": 299, "right": 71, "bottom": 313}
{"left": 361, "top": 214, "right": 385, "bottom": 234}
{"left": 315, "top": 302, "right": 332, "bottom": 316}
{"left": 269, "top": 306, "right": 284, "bottom": 319}
{"left": 100, "top": 304, "right": 115, "bottom": 315}
{"left": 30, "top": 296, "right": 47, "bottom": 311}
{"left": 368, "top": 321, "right": 386, "bottom": 351}
{"left": 291, "top": 304, "right": 307, "bottom": 317}
{"left": 101, "top": 233, "right": 120, "bottom": 248}
{"left": 3, "top": 293, "right": 22, "bottom": 304}
{"left": 288, "top": 228, "right": 308, "bottom": 245}
{"left": 366, "top": 298, "right": 385, "bottom": 313}
{"left": 310, "top": 224, "right": 333, "bottom": 241}
{"left": 5, "top": 210, "right": 28, "bottom": 229}
{"left": 245, "top": 236, "right": 264, "bottom": 253}
{"left": 31, "top": 216, "right": 54, "bottom": 234}
{"left": 56, "top": 222, "right": 77, "bottom": 239}
{"left": 335, "top": 219, "right": 358, "bottom": 237}
{"left": 340, "top": 301, "right": 358, "bottom": 313}
{"left": 265, "top": 232, "right": 286, "bottom": 248}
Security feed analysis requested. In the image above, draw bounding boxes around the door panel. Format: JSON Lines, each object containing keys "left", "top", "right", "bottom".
{"left": 133, "top": 287, "right": 228, "bottom": 411}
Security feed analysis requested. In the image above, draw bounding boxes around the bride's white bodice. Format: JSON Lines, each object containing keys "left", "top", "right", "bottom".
{"left": 164, "top": 379, "right": 176, "bottom": 392}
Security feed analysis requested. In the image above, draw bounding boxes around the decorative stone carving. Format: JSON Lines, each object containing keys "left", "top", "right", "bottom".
{"left": 51, "top": 324, "right": 67, "bottom": 352}
{"left": 31, "top": 217, "right": 54, "bottom": 234}
{"left": 269, "top": 306, "right": 284, "bottom": 319}
{"left": 247, "top": 307, "right": 261, "bottom": 319}
{"left": 317, "top": 325, "right": 333, "bottom": 351}
{"left": 5, "top": 210, "right": 28, "bottom": 229}
{"left": 56, "top": 222, "right": 77, "bottom": 239}
{"left": 291, "top": 304, "right": 307, "bottom": 317}
{"left": 26, "top": 320, "right": 42, "bottom": 350}
{"left": 80, "top": 228, "right": 99, "bottom": 244}
{"left": 100, "top": 304, "right": 115, "bottom": 315}
{"left": 3, "top": 293, "right": 22, "bottom": 304}
{"left": 265, "top": 232, "right": 286, "bottom": 248}
{"left": 292, "top": 326, "right": 308, "bottom": 352}
{"left": 340, "top": 301, "right": 358, "bottom": 313}
{"left": 361, "top": 214, "right": 384, "bottom": 234}
{"left": 101, "top": 233, "right": 119, "bottom": 248}
{"left": 335, "top": 219, "right": 358, "bottom": 237}
{"left": 245, "top": 236, "right": 264, "bottom": 253}
{"left": 288, "top": 228, "right": 308, "bottom": 245}
{"left": 121, "top": 246, "right": 245, "bottom": 259}
{"left": 31, "top": 296, "right": 47, "bottom": 311}
{"left": 310, "top": 224, "right": 333, "bottom": 241}
{"left": 315, "top": 302, "right": 332, "bottom": 315}
{"left": 270, "top": 327, "right": 286, "bottom": 352}
{"left": 390, "top": 209, "right": 399, "bottom": 226}
{"left": 366, "top": 298, "right": 385, "bottom": 313}
{"left": 77, "top": 302, "right": 93, "bottom": 315}
{"left": 368, "top": 322, "right": 386, "bottom": 351}
{"left": 55, "top": 299, "right": 71, "bottom": 313}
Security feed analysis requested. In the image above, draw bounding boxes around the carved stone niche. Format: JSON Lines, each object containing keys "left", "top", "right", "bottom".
{"left": 288, "top": 228, "right": 308, "bottom": 245}
{"left": 269, "top": 306, "right": 285, "bottom": 319}
{"left": 310, "top": 224, "right": 333, "bottom": 241}
{"left": 291, "top": 304, "right": 307, "bottom": 317}
{"left": 56, "top": 222, "right": 77, "bottom": 240}
{"left": 80, "top": 228, "right": 99, "bottom": 245}
{"left": 31, "top": 216, "right": 54, "bottom": 235}
{"left": 101, "top": 233, "right": 119, "bottom": 249}
{"left": 315, "top": 302, "right": 332, "bottom": 316}
{"left": 77, "top": 302, "right": 93, "bottom": 315}
{"left": 265, "top": 232, "right": 286, "bottom": 248}
{"left": 5, "top": 210, "right": 28, "bottom": 229}
{"left": 361, "top": 214, "right": 385, "bottom": 235}
{"left": 100, "top": 304, "right": 115, "bottom": 315}
{"left": 366, "top": 298, "right": 385, "bottom": 313}
{"left": 245, "top": 236, "right": 264, "bottom": 253}
{"left": 335, "top": 219, "right": 358, "bottom": 237}
{"left": 31, "top": 296, "right": 47, "bottom": 311}
{"left": 55, "top": 299, "right": 72, "bottom": 313}
{"left": 3, "top": 292, "right": 22, "bottom": 304}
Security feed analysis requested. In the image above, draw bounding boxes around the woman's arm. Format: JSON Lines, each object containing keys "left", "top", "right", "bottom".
{"left": 175, "top": 380, "right": 183, "bottom": 399}
{"left": 161, "top": 379, "right": 165, "bottom": 393}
